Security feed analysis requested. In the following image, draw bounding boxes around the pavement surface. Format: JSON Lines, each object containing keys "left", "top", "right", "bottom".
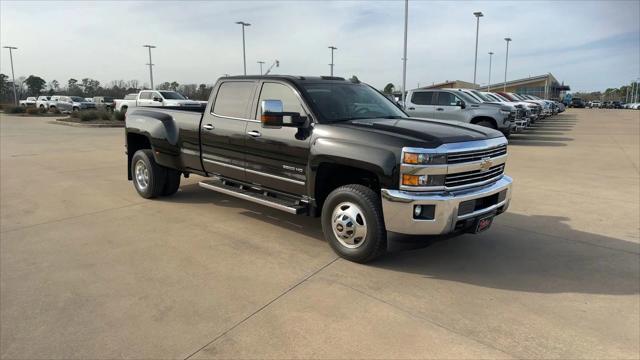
{"left": 1, "top": 109, "right": 639, "bottom": 359}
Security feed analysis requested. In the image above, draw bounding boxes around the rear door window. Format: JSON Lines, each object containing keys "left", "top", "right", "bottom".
{"left": 139, "top": 92, "right": 152, "bottom": 100}
{"left": 410, "top": 91, "right": 434, "bottom": 105}
{"left": 213, "top": 81, "right": 255, "bottom": 119}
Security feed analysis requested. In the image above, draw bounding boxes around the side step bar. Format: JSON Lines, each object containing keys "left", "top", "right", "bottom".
{"left": 199, "top": 178, "right": 307, "bottom": 215}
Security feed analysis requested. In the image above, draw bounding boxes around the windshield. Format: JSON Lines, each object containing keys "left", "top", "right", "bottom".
{"left": 71, "top": 96, "right": 85, "bottom": 102}
{"left": 471, "top": 90, "right": 493, "bottom": 102}
{"left": 159, "top": 91, "right": 186, "bottom": 100}
{"left": 302, "top": 83, "right": 405, "bottom": 123}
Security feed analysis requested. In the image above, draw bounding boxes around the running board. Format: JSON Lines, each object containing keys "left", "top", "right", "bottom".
{"left": 199, "top": 179, "right": 307, "bottom": 215}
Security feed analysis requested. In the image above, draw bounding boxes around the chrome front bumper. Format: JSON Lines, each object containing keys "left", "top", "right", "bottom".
{"left": 381, "top": 176, "right": 512, "bottom": 235}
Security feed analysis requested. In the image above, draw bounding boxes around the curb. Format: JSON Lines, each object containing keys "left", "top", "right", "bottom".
{"left": 48, "top": 120, "right": 124, "bottom": 128}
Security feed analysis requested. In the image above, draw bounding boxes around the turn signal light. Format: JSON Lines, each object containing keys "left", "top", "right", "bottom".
{"left": 402, "top": 174, "right": 426, "bottom": 186}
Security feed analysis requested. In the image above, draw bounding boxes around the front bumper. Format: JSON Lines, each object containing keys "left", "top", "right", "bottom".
{"left": 381, "top": 176, "right": 512, "bottom": 235}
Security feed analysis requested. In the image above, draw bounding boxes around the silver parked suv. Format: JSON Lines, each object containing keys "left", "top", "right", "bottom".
{"left": 404, "top": 88, "right": 514, "bottom": 137}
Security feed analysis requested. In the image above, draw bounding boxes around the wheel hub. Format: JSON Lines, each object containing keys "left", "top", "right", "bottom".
{"left": 331, "top": 202, "right": 367, "bottom": 249}
{"left": 134, "top": 160, "right": 150, "bottom": 191}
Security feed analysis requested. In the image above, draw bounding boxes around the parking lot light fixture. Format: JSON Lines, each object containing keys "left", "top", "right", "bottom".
{"left": 236, "top": 21, "right": 251, "bottom": 75}
{"left": 487, "top": 51, "right": 494, "bottom": 92}
{"left": 257, "top": 61, "right": 265, "bottom": 75}
{"left": 3, "top": 46, "right": 18, "bottom": 105}
{"left": 503, "top": 37, "right": 512, "bottom": 92}
{"left": 401, "top": 0, "right": 408, "bottom": 109}
{"left": 328, "top": 46, "right": 337, "bottom": 76}
{"left": 473, "top": 11, "right": 484, "bottom": 87}
{"left": 142, "top": 45, "right": 156, "bottom": 89}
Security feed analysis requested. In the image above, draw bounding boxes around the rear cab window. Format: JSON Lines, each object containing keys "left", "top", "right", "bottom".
{"left": 212, "top": 81, "right": 255, "bottom": 119}
{"left": 410, "top": 91, "right": 434, "bottom": 105}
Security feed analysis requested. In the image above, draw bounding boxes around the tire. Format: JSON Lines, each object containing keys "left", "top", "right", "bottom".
{"left": 321, "top": 184, "right": 387, "bottom": 263}
{"left": 131, "top": 149, "right": 166, "bottom": 199}
{"left": 474, "top": 120, "right": 497, "bottom": 130}
{"left": 121, "top": 106, "right": 128, "bottom": 114}
{"left": 72, "top": 107, "right": 79, "bottom": 112}
{"left": 39, "top": 105, "right": 45, "bottom": 110}
{"left": 162, "top": 169, "right": 181, "bottom": 196}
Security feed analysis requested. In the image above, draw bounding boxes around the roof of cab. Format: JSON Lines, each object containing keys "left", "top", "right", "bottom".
{"left": 220, "top": 75, "right": 351, "bottom": 85}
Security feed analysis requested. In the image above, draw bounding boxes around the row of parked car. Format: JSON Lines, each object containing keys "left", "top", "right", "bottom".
{"left": 398, "top": 88, "right": 563, "bottom": 137}
{"left": 19, "top": 96, "right": 115, "bottom": 113}
{"left": 569, "top": 98, "right": 640, "bottom": 109}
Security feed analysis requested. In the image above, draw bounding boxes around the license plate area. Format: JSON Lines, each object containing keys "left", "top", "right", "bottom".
{"left": 473, "top": 214, "right": 494, "bottom": 233}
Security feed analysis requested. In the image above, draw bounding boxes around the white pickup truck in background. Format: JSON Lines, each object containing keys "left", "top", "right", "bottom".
{"left": 114, "top": 90, "right": 204, "bottom": 113}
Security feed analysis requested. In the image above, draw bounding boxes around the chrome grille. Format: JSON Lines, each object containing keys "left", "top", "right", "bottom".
{"left": 447, "top": 144, "right": 507, "bottom": 164}
{"left": 445, "top": 164, "right": 505, "bottom": 188}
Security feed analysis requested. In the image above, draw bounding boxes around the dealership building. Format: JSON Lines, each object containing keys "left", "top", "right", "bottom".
{"left": 393, "top": 73, "right": 569, "bottom": 101}
{"left": 477, "top": 73, "right": 570, "bottom": 100}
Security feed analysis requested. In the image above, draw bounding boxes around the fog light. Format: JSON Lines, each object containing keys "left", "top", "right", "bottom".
{"left": 414, "top": 205, "right": 422, "bottom": 217}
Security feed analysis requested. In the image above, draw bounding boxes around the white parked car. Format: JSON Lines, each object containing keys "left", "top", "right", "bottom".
{"left": 36, "top": 96, "right": 52, "bottom": 110}
{"left": 19, "top": 97, "right": 37, "bottom": 107}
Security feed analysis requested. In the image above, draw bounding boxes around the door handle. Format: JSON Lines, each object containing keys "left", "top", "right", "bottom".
{"left": 247, "top": 130, "right": 261, "bottom": 137}
{"left": 203, "top": 124, "right": 214, "bottom": 131}
{"left": 408, "top": 107, "right": 415, "bottom": 110}
{"left": 436, "top": 108, "right": 444, "bottom": 111}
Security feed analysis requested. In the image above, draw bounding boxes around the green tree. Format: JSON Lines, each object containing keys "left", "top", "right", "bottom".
{"left": 24, "top": 75, "right": 46, "bottom": 96}
{"left": 157, "top": 82, "right": 171, "bottom": 90}
{"left": 383, "top": 83, "right": 395, "bottom": 94}
{"left": 170, "top": 81, "right": 179, "bottom": 91}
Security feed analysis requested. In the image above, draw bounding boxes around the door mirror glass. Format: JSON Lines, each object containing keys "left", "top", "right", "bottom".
{"left": 261, "top": 99, "right": 284, "bottom": 127}
{"left": 260, "top": 99, "right": 305, "bottom": 128}
{"left": 456, "top": 100, "right": 466, "bottom": 109}
{"left": 153, "top": 97, "right": 163, "bottom": 102}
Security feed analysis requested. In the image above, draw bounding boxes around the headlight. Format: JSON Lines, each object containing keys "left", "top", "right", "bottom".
{"left": 402, "top": 152, "right": 446, "bottom": 165}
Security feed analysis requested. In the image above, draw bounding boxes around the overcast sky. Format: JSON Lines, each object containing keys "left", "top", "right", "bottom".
{"left": 1, "top": 0, "right": 638, "bottom": 92}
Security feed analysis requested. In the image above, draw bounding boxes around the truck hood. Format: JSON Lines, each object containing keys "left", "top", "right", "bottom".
{"left": 336, "top": 117, "right": 504, "bottom": 146}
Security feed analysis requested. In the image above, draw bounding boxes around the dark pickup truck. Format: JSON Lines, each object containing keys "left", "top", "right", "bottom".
{"left": 125, "top": 76, "right": 513, "bottom": 262}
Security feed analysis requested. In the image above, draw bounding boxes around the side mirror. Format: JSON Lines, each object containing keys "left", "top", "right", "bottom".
{"left": 260, "top": 99, "right": 306, "bottom": 128}
{"left": 456, "top": 100, "right": 466, "bottom": 109}
{"left": 153, "top": 97, "right": 163, "bottom": 102}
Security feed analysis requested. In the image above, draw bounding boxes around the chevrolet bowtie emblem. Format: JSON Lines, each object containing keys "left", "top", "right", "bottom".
{"left": 479, "top": 157, "right": 493, "bottom": 172}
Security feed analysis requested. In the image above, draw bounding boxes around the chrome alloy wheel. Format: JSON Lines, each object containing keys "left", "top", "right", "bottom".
{"left": 331, "top": 202, "right": 367, "bottom": 249}
{"left": 134, "top": 160, "right": 150, "bottom": 191}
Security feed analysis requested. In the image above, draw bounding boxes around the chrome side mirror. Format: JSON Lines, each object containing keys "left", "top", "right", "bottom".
{"left": 260, "top": 99, "right": 284, "bottom": 127}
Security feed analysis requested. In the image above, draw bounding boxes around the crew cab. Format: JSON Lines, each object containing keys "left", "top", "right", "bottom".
{"left": 125, "top": 76, "right": 513, "bottom": 263}
{"left": 51, "top": 96, "right": 97, "bottom": 112}
{"left": 115, "top": 90, "right": 203, "bottom": 113}
{"left": 404, "top": 88, "right": 514, "bottom": 137}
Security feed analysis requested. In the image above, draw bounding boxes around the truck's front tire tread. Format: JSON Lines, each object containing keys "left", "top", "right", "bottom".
{"left": 321, "top": 184, "right": 387, "bottom": 263}
{"left": 131, "top": 149, "right": 166, "bottom": 199}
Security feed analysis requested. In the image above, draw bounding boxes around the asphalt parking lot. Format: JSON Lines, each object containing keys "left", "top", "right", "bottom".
{"left": 1, "top": 109, "right": 639, "bottom": 359}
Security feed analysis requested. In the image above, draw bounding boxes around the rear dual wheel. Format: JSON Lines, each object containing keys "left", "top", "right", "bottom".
{"left": 131, "top": 149, "right": 181, "bottom": 198}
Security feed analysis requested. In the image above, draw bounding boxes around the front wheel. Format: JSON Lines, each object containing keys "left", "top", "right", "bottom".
{"left": 131, "top": 149, "right": 166, "bottom": 198}
{"left": 321, "top": 185, "right": 387, "bottom": 263}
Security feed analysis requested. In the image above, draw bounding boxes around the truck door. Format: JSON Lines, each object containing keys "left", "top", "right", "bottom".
{"left": 244, "top": 81, "right": 311, "bottom": 196}
{"left": 137, "top": 91, "right": 153, "bottom": 107}
{"left": 436, "top": 91, "right": 465, "bottom": 122}
{"left": 406, "top": 91, "right": 436, "bottom": 118}
{"left": 199, "top": 80, "right": 257, "bottom": 182}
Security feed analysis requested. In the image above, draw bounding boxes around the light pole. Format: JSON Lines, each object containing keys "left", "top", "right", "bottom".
{"left": 328, "top": 46, "right": 337, "bottom": 76}
{"left": 401, "top": 0, "right": 408, "bottom": 109}
{"left": 472, "top": 11, "right": 483, "bottom": 87}
{"left": 142, "top": 45, "right": 156, "bottom": 89}
{"left": 257, "top": 61, "right": 265, "bottom": 75}
{"left": 236, "top": 21, "right": 251, "bottom": 75}
{"left": 503, "top": 37, "right": 512, "bottom": 92}
{"left": 487, "top": 51, "right": 494, "bottom": 92}
{"left": 3, "top": 46, "right": 18, "bottom": 105}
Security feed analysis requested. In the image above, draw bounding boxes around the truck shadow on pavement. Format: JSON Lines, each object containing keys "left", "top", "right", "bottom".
{"left": 167, "top": 184, "right": 639, "bottom": 296}
{"left": 508, "top": 115, "right": 577, "bottom": 147}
